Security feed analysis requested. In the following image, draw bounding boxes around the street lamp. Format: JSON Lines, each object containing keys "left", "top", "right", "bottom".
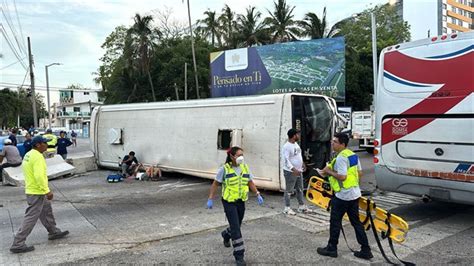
{"left": 45, "top": 63, "right": 61, "bottom": 129}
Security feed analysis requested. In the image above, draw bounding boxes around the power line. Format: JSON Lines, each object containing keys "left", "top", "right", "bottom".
{"left": 18, "top": 65, "right": 29, "bottom": 91}
{"left": 2, "top": 0, "right": 25, "bottom": 55}
{"left": 0, "top": 81, "right": 102, "bottom": 92}
{"left": 1, "top": 4, "right": 25, "bottom": 56}
{"left": 0, "top": 25, "right": 27, "bottom": 70}
{"left": 12, "top": 0, "right": 26, "bottom": 53}
{"left": 0, "top": 56, "right": 25, "bottom": 70}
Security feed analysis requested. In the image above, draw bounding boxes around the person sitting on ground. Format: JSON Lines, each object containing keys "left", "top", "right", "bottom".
{"left": 141, "top": 164, "right": 164, "bottom": 181}
{"left": 0, "top": 139, "right": 22, "bottom": 174}
{"left": 121, "top": 151, "right": 139, "bottom": 177}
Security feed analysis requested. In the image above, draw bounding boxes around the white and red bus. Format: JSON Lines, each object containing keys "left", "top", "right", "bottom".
{"left": 374, "top": 31, "right": 473, "bottom": 205}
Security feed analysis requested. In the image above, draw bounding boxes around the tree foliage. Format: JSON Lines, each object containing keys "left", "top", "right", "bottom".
{"left": 0, "top": 88, "right": 46, "bottom": 129}
{"left": 339, "top": 4, "right": 410, "bottom": 110}
{"left": 95, "top": 4, "right": 410, "bottom": 111}
{"left": 264, "top": 0, "right": 300, "bottom": 42}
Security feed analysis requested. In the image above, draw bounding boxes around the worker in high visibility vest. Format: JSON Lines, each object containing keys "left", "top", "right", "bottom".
{"left": 10, "top": 136, "right": 69, "bottom": 253}
{"left": 316, "top": 133, "right": 373, "bottom": 260}
{"left": 42, "top": 129, "right": 58, "bottom": 158}
{"left": 207, "top": 146, "right": 264, "bottom": 266}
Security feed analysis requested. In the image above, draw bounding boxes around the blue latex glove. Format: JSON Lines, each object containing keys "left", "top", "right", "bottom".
{"left": 207, "top": 199, "right": 213, "bottom": 209}
{"left": 257, "top": 194, "right": 264, "bottom": 205}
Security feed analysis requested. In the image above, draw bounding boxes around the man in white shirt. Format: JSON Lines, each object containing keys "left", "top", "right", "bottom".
{"left": 281, "top": 128, "right": 308, "bottom": 215}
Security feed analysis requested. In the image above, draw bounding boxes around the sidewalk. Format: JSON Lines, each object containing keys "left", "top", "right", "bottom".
{"left": 0, "top": 171, "right": 284, "bottom": 265}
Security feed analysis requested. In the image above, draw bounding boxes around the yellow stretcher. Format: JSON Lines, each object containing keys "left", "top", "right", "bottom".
{"left": 306, "top": 175, "right": 409, "bottom": 244}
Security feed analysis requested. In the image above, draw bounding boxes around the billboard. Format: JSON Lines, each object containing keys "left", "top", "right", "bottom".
{"left": 210, "top": 37, "right": 345, "bottom": 101}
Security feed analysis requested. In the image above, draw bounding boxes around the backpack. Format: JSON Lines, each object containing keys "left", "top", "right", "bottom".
{"left": 107, "top": 174, "right": 123, "bottom": 183}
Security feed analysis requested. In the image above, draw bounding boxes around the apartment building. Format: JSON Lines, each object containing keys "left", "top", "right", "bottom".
{"left": 390, "top": 0, "right": 473, "bottom": 40}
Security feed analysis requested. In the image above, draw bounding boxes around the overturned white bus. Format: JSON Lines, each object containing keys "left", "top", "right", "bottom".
{"left": 90, "top": 93, "right": 341, "bottom": 191}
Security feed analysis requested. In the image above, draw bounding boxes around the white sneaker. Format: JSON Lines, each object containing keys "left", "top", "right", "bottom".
{"left": 297, "top": 205, "right": 309, "bottom": 213}
{"left": 284, "top": 207, "right": 296, "bottom": 215}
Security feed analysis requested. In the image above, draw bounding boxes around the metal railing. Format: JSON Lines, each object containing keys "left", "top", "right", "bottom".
{"left": 57, "top": 111, "right": 91, "bottom": 117}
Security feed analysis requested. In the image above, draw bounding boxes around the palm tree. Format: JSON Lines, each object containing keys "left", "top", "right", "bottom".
{"left": 127, "top": 14, "right": 159, "bottom": 101}
{"left": 219, "top": 5, "right": 238, "bottom": 48}
{"left": 299, "top": 7, "right": 342, "bottom": 39}
{"left": 237, "top": 6, "right": 270, "bottom": 47}
{"left": 264, "top": 0, "right": 300, "bottom": 43}
{"left": 196, "top": 10, "right": 221, "bottom": 47}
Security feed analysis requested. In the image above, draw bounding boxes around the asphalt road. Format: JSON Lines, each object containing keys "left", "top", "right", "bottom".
{"left": 1, "top": 139, "right": 473, "bottom": 265}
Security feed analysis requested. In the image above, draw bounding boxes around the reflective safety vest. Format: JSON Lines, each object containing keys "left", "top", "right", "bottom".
{"left": 43, "top": 133, "right": 58, "bottom": 153}
{"left": 222, "top": 163, "right": 250, "bottom": 202}
{"left": 328, "top": 149, "right": 359, "bottom": 193}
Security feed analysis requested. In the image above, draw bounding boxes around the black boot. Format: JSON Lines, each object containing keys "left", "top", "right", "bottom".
{"left": 221, "top": 230, "right": 231, "bottom": 248}
{"left": 317, "top": 246, "right": 338, "bottom": 258}
{"left": 235, "top": 257, "right": 246, "bottom": 266}
{"left": 354, "top": 249, "right": 373, "bottom": 260}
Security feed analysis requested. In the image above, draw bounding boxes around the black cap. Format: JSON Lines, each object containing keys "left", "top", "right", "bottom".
{"left": 287, "top": 128, "right": 299, "bottom": 138}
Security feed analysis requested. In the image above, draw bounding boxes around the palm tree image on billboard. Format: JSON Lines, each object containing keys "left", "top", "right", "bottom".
{"left": 210, "top": 37, "right": 345, "bottom": 101}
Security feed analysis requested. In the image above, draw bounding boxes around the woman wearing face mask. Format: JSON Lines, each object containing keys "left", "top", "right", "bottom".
{"left": 207, "top": 146, "right": 264, "bottom": 266}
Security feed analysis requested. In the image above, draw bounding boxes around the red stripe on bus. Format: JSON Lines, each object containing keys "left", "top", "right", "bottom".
{"left": 381, "top": 50, "right": 473, "bottom": 145}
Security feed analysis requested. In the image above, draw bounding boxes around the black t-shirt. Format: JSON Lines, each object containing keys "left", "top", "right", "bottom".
{"left": 123, "top": 155, "right": 138, "bottom": 166}
{"left": 9, "top": 134, "right": 17, "bottom": 146}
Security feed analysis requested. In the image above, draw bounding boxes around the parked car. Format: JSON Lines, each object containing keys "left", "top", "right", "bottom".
{"left": 0, "top": 135, "right": 26, "bottom": 157}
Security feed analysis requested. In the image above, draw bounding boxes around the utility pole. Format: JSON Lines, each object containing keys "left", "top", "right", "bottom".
{"left": 371, "top": 13, "right": 378, "bottom": 103}
{"left": 45, "top": 63, "right": 61, "bottom": 129}
{"left": 17, "top": 88, "right": 20, "bottom": 127}
{"left": 184, "top": 62, "right": 188, "bottom": 100}
{"left": 174, "top": 83, "right": 179, "bottom": 100}
{"left": 27, "top": 37, "right": 37, "bottom": 128}
{"left": 186, "top": 0, "right": 200, "bottom": 99}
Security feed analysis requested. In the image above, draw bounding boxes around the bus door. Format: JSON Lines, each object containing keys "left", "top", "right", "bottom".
{"left": 292, "top": 95, "right": 334, "bottom": 185}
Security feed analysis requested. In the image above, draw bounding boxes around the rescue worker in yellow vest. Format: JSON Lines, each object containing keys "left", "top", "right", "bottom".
{"left": 316, "top": 133, "right": 373, "bottom": 260}
{"left": 10, "top": 136, "right": 69, "bottom": 254}
{"left": 43, "top": 129, "right": 58, "bottom": 158}
{"left": 207, "top": 146, "right": 264, "bottom": 266}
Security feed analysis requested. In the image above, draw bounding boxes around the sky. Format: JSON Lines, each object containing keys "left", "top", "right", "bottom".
{"left": 2, "top": 0, "right": 396, "bottom": 104}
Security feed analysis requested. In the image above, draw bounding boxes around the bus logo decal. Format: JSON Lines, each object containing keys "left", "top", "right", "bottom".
{"left": 392, "top": 118, "right": 408, "bottom": 135}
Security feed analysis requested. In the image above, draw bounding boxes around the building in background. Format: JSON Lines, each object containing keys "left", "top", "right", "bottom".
{"left": 442, "top": 0, "right": 473, "bottom": 34}
{"left": 390, "top": 0, "right": 473, "bottom": 41}
{"left": 53, "top": 89, "right": 102, "bottom": 137}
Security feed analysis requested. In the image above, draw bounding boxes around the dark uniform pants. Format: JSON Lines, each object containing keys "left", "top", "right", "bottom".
{"left": 328, "top": 196, "right": 370, "bottom": 251}
{"left": 222, "top": 199, "right": 245, "bottom": 260}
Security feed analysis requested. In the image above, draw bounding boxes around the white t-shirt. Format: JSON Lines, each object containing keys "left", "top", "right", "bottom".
{"left": 282, "top": 141, "right": 304, "bottom": 172}
{"left": 334, "top": 154, "right": 362, "bottom": 201}
{"left": 215, "top": 165, "right": 254, "bottom": 183}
